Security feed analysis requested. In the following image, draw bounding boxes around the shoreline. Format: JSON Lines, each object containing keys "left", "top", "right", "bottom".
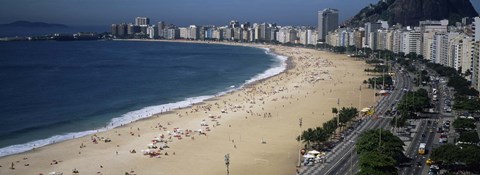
{"left": 0, "top": 41, "right": 376, "bottom": 175}
{"left": 0, "top": 39, "right": 290, "bottom": 157}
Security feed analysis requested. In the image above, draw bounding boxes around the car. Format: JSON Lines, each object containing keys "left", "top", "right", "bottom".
{"left": 445, "top": 108, "right": 452, "bottom": 113}
{"left": 444, "top": 123, "right": 450, "bottom": 127}
{"left": 426, "top": 159, "right": 434, "bottom": 165}
{"left": 437, "top": 127, "right": 443, "bottom": 133}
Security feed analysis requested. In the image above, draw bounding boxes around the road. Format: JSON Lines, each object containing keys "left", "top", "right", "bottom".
{"left": 399, "top": 64, "right": 454, "bottom": 175}
{"left": 300, "top": 65, "right": 411, "bottom": 175}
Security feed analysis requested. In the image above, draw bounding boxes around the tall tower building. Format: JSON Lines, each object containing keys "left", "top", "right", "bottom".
{"left": 317, "top": 8, "right": 339, "bottom": 41}
{"left": 157, "top": 21, "right": 166, "bottom": 30}
{"left": 135, "top": 17, "right": 150, "bottom": 26}
{"left": 471, "top": 17, "right": 480, "bottom": 91}
{"left": 364, "top": 22, "right": 382, "bottom": 48}
{"left": 111, "top": 24, "right": 118, "bottom": 36}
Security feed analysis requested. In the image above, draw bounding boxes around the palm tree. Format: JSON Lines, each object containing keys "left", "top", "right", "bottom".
{"left": 331, "top": 107, "right": 338, "bottom": 134}
{"left": 312, "top": 127, "right": 328, "bottom": 149}
{"left": 297, "top": 128, "right": 315, "bottom": 148}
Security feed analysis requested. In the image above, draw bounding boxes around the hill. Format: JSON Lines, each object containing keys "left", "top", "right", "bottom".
{"left": 0, "top": 21, "right": 68, "bottom": 28}
{"left": 345, "top": 0, "right": 478, "bottom": 27}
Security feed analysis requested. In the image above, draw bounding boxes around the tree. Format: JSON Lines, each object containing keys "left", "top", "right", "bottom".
{"left": 453, "top": 97, "right": 480, "bottom": 112}
{"left": 297, "top": 128, "right": 315, "bottom": 148}
{"left": 465, "top": 69, "right": 472, "bottom": 77}
{"left": 356, "top": 129, "right": 405, "bottom": 162}
{"left": 431, "top": 144, "right": 480, "bottom": 173}
{"left": 397, "top": 88, "right": 430, "bottom": 116}
{"left": 431, "top": 144, "right": 461, "bottom": 165}
{"left": 323, "top": 119, "right": 338, "bottom": 134}
{"left": 390, "top": 116, "right": 407, "bottom": 128}
{"left": 458, "top": 131, "right": 480, "bottom": 144}
{"left": 461, "top": 145, "right": 480, "bottom": 172}
{"left": 453, "top": 118, "right": 476, "bottom": 131}
{"left": 358, "top": 151, "right": 397, "bottom": 175}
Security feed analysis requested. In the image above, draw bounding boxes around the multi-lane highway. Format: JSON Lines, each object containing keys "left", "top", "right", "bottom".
{"left": 398, "top": 119, "right": 437, "bottom": 175}
{"left": 301, "top": 65, "right": 412, "bottom": 175}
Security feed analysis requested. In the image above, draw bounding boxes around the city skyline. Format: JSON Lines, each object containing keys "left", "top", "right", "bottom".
{"left": 2, "top": 0, "right": 479, "bottom": 26}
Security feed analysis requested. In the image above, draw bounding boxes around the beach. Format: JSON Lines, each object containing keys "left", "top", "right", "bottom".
{"left": 0, "top": 43, "right": 375, "bottom": 175}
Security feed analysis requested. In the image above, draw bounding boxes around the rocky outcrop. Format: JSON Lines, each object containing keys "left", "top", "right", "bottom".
{"left": 345, "top": 0, "right": 478, "bottom": 27}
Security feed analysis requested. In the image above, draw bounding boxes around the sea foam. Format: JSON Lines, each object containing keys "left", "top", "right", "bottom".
{"left": 0, "top": 47, "right": 288, "bottom": 157}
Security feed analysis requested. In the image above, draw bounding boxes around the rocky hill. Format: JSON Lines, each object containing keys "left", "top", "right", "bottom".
{"left": 0, "top": 21, "right": 68, "bottom": 28}
{"left": 345, "top": 0, "right": 478, "bottom": 27}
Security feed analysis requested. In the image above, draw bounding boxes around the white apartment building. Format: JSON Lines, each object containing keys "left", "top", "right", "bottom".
{"left": 179, "top": 27, "right": 188, "bottom": 39}
{"left": 431, "top": 33, "right": 449, "bottom": 64}
{"left": 401, "top": 31, "right": 422, "bottom": 55}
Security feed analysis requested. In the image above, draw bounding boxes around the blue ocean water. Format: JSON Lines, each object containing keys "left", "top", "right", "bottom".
{"left": 0, "top": 40, "right": 286, "bottom": 156}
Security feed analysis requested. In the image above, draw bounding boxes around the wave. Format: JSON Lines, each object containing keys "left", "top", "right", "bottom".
{"left": 0, "top": 47, "right": 288, "bottom": 157}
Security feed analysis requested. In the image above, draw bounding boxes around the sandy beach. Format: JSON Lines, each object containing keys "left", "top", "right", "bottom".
{"left": 0, "top": 42, "right": 375, "bottom": 175}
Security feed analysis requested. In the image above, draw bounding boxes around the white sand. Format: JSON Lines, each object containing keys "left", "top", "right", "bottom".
{"left": 0, "top": 43, "right": 375, "bottom": 175}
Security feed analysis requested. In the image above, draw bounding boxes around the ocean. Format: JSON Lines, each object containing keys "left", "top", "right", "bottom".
{"left": 0, "top": 40, "right": 287, "bottom": 157}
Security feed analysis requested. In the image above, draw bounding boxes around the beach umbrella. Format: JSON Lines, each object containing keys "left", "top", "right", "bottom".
{"left": 308, "top": 150, "right": 320, "bottom": 154}
{"left": 361, "top": 108, "right": 370, "bottom": 113}
{"left": 303, "top": 154, "right": 315, "bottom": 158}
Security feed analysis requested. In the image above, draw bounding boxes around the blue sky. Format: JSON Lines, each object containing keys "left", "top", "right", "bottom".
{"left": 1, "top": 0, "right": 479, "bottom": 26}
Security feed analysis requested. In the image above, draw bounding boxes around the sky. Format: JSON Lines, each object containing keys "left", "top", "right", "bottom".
{"left": 1, "top": 0, "right": 480, "bottom": 27}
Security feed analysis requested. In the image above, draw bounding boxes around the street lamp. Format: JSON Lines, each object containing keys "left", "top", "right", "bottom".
{"left": 297, "top": 117, "right": 303, "bottom": 167}
{"left": 224, "top": 154, "right": 230, "bottom": 175}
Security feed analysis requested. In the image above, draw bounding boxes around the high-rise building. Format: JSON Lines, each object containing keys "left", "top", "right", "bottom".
{"left": 377, "top": 30, "right": 389, "bottom": 50}
{"left": 307, "top": 29, "right": 317, "bottom": 45}
{"left": 471, "top": 18, "right": 480, "bottom": 91}
{"left": 431, "top": 32, "right": 449, "bottom": 64}
{"left": 230, "top": 20, "right": 240, "bottom": 28}
{"left": 147, "top": 25, "right": 157, "bottom": 39}
{"left": 111, "top": 24, "right": 118, "bottom": 36}
{"left": 420, "top": 20, "right": 448, "bottom": 33}
{"left": 277, "top": 28, "right": 289, "bottom": 44}
{"left": 317, "top": 8, "right": 339, "bottom": 41}
{"left": 127, "top": 24, "right": 140, "bottom": 35}
{"left": 233, "top": 28, "right": 243, "bottom": 41}
{"left": 157, "top": 21, "right": 166, "bottom": 30}
{"left": 474, "top": 17, "right": 480, "bottom": 42}
{"left": 472, "top": 41, "right": 480, "bottom": 91}
{"left": 364, "top": 22, "right": 382, "bottom": 48}
{"left": 249, "top": 28, "right": 255, "bottom": 42}
{"left": 391, "top": 30, "right": 402, "bottom": 54}
{"left": 179, "top": 27, "right": 188, "bottom": 39}
{"left": 422, "top": 32, "right": 435, "bottom": 61}
{"left": 223, "top": 28, "right": 233, "bottom": 40}
{"left": 460, "top": 37, "right": 474, "bottom": 75}
{"left": 165, "top": 28, "right": 179, "bottom": 40}
{"left": 212, "top": 28, "right": 223, "bottom": 40}
{"left": 135, "top": 17, "right": 150, "bottom": 26}
{"left": 188, "top": 25, "right": 199, "bottom": 40}
{"left": 402, "top": 31, "right": 422, "bottom": 55}
{"left": 242, "top": 29, "right": 250, "bottom": 41}
{"left": 448, "top": 34, "right": 464, "bottom": 69}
